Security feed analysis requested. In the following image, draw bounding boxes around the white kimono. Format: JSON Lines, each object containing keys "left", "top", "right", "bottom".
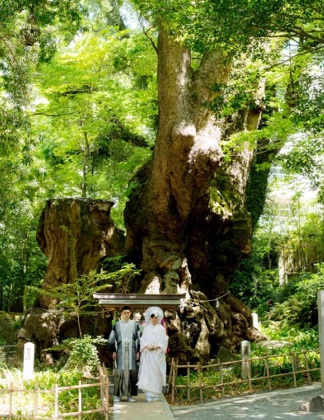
{"left": 137, "top": 322, "right": 169, "bottom": 398}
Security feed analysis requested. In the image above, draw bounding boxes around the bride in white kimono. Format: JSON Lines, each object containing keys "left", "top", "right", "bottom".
{"left": 137, "top": 306, "right": 169, "bottom": 402}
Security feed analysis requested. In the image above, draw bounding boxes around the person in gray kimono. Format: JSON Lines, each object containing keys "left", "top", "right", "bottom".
{"left": 107, "top": 305, "right": 140, "bottom": 403}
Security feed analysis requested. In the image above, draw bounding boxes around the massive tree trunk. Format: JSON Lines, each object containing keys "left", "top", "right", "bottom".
{"left": 19, "top": 197, "right": 124, "bottom": 359}
{"left": 36, "top": 198, "right": 125, "bottom": 308}
{"left": 124, "top": 30, "right": 265, "bottom": 359}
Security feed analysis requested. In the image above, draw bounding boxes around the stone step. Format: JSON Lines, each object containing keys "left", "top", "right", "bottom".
{"left": 108, "top": 375, "right": 168, "bottom": 395}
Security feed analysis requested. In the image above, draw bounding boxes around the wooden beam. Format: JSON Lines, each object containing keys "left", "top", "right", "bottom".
{"left": 93, "top": 292, "right": 186, "bottom": 311}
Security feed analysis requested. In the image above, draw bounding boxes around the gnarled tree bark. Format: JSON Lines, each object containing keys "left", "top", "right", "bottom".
{"left": 36, "top": 198, "right": 125, "bottom": 308}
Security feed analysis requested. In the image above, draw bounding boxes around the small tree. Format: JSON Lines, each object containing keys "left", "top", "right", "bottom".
{"left": 42, "top": 262, "right": 141, "bottom": 337}
{"left": 55, "top": 335, "right": 107, "bottom": 376}
{"left": 103, "top": 257, "right": 141, "bottom": 293}
{"left": 42, "top": 270, "right": 109, "bottom": 338}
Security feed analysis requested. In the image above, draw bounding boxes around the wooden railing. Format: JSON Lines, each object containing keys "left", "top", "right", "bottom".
{"left": 0, "top": 365, "right": 109, "bottom": 419}
{"left": 168, "top": 348, "right": 321, "bottom": 404}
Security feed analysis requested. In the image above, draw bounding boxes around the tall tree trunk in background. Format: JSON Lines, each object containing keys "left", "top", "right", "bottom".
{"left": 125, "top": 30, "right": 265, "bottom": 359}
{"left": 36, "top": 198, "right": 125, "bottom": 308}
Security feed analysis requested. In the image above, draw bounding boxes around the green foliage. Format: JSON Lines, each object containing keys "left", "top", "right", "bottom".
{"left": 33, "top": 28, "right": 155, "bottom": 225}
{"left": 132, "top": 0, "right": 324, "bottom": 56}
{"left": 233, "top": 169, "right": 324, "bottom": 320}
{"left": 0, "top": 313, "right": 21, "bottom": 345}
{"left": 102, "top": 257, "right": 141, "bottom": 292}
{"left": 230, "top": 260, "right": 278, "bottom": 311}
{"left": 0, "top": 2, "right": 94, "bottom": 313}
{"left": 50, "top": 335, "right": 106, "bottom": 375}
{"left": 0, "top": 0, "right": 86, "bottom": 106}
{"left": 0, "top": 368, "right": 104, "bottom": 418}
{"left": 260, "top": 323, "right": 319, "bottom": 350}
{"left": 0, "top": 0, "right": 324, "bottom": 353}
{"left": 267, "top": 265, "right": 324, "bottom": 328}
{"left": 132, "top": 0, "right": 324, "bottom": 170}
{"left": 174, "top": 345, "right": 320, "bottom": 403}
{"left": 227, "top": 114, "right": 296, "bottom": 158}
{"left": 0, "top": 4, "right": 156, "bottom": 312}
{"left": 41, "top": 270, "right": 109, "bottom": 337}
{"left": 0, "top": 138, "right": 48, "bottom": 312}
{"left": 230, "top": 228, "right": 280, "bottom": 311}
{"left": 278, "top": 135, "right": 324, "bottom": 187}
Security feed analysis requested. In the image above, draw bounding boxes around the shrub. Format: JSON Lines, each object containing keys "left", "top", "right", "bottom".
{"left": 0, "top": 312, "right": 21, "bottom": 345}
{"left": 49, "top": 335, "right": 107, "bottom": 376}
{"left": 265, "top": 263, "right": 324, "bottom": 329}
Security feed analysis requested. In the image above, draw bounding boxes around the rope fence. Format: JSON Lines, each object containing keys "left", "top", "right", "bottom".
{"left": 168, "top": 348, "right": 321, "bottom": 404}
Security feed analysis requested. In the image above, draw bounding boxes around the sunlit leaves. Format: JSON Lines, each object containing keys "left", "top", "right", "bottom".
{"left": 29, "top": 26, "right": 156, "bottom": 225}
{"left": 278, "top": 134, "right": 324, "bottom": 188}
{"left": 132, "top": 0, "right": 324, "bottom": 55}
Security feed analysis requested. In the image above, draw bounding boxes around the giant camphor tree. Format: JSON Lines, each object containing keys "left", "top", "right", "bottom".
{"left": 1, "top": 0, "right": 324, "bottom": 359}
{"left": 122, "top": 0, "right": 324, "bottom": 357}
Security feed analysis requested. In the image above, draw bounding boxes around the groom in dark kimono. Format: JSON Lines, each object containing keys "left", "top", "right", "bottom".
{"left": 107, "top": 305, "right": 140, "bottom": 402}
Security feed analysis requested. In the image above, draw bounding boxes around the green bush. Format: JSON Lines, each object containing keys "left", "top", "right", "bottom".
{"left": 174, "top": 344, "right": 321, "bottom": 404}
{"left": 265, "top": 263, "right": 324, "bottom": 330}
{"left": 0, "top": 312, "right": 21, "bottom": 345}
{"left": 0, "top": 368, "right": 104, "bottom": 419}
{"left": 49, "top": 335, "right": 106, "bottom": 376}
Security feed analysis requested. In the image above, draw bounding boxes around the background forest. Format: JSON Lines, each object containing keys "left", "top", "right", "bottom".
{"left": 1, "top": 0, "right": 324, "bottom": 349}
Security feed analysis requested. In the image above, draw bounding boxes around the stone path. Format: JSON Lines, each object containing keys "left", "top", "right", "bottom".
{"left": 172, "top": 384, "right": 324, "bottom": 419}
{"left": 108, "top": 383, "right": 324, "bottom": 419}
{"left": 110, "top": 392, "right": 174, "bottom": 419}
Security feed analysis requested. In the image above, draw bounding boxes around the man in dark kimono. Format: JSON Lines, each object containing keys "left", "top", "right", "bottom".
{"left": 107, "top": 305, "right": 140, "bottom": 402}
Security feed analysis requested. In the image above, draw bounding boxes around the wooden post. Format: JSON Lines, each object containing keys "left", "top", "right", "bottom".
{"left": 78, "top": 380, "right": 82, "bottom": 420}
{"left": 99, "top": 367, "right": 103, "bottom": 406}
{"left": 9, "top": 382, "right": 13, "bottom": 420}
{"left": 34, "top": 382, "right": 39, "bottom": 416}
{"left": 247, "top": 358, "right": 253, "bottom": 392}
{"left": 198, "top": 363, "right": 203, "bottom": 403}
{"left": 98, "top": 364, "right": 103, "bottom": 405}
{"left": 187, "top": 362, "right": 190, "bottom": 401}
{"left": 264, "top": 356, "right": 271, "bottom": 391}
{"left": 171, "top": 359, "right": 176, "bottom": 403}
{"left": 291, "top": 351, "right": 297, "bottom": 387}
{"left": 167, "top": 358, "right": 174, "bottom": 394}
{"left": 54, "top": 384, "right": 59, "bottom": 419}
{"left": 303, "top": 348, "right": 312, "bottom": 384}
{"left": 104, "top": 370, "right": 109, "bottom": 420}
{"left": 218, "top": 358, "right": 225, "bottom": 398}
{"left": 318, "top": 290, "right": 324, "bottom": 392}
{"left": 241, "top": 340, "right": 250, "bottom": 380}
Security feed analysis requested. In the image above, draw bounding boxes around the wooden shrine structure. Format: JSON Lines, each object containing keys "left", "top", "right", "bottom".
{"left": 93, "top": 292, "right": 186, "bottom": 313}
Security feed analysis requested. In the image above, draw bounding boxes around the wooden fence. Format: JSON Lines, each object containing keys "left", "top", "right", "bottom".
{"left": 0, "top": 365, "right": 109, "bottom": 419}
{"left": 168, "top": 348, "right": 321, "bottom": 404}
